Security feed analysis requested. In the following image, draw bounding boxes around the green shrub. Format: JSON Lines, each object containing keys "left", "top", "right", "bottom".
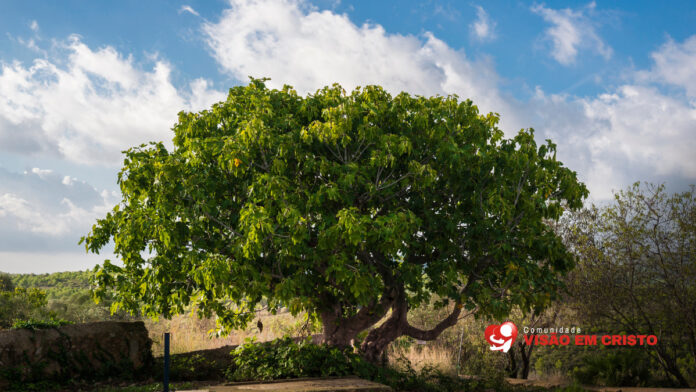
{"left": 227, "top": 337, "right": 507, "bottom": 392}
{"left": 227, "top": 337, "right": 355, "bottom": 381}
{"left": 572, "top": 349, "right": 652, "bottom": 387}
{"left": 11, "top": 317, "right": 73, "bottom": 330}
{"left": 0, "top": 287, "right": 51, "bottom": 329}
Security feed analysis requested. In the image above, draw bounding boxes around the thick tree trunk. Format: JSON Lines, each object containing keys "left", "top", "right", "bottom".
{"left": 359, "top": 289, "right": 463, "bottom": 362}
{"left": 320, "top": 285, "right": 399, "bottom": 350}
{"left": 320, "top": 251, "right": 465, "bottom": 363}
{"left": 320, "top": 308, "right": 359, "bottom": 348}
{"left": 360, "top": 293, "right": 409, "bottom": 362}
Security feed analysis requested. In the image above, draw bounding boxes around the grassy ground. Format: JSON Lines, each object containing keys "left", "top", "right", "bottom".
{"left": 144, "top": 310, "right": 465, "bottom": 377}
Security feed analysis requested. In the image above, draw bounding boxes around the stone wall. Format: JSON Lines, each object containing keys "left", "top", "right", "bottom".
{"left": 0, "top": 321, "right": 153, "bottom": 386}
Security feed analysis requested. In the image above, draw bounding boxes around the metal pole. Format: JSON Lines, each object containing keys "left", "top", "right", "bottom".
{"left": 164, "top": 332, "right": 170, "bottom": 392}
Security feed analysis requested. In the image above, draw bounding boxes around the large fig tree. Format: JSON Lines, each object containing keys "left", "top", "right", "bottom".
{"left": 82, "top": 79, "right": 587, "bottom": 360}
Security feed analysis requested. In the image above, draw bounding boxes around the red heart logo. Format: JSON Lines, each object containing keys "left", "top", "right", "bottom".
{"left": 484, "top": 324, "right": 500, "bottom": 346}
{"left": 484, "top": 322, "right": 518, "bottom": 352}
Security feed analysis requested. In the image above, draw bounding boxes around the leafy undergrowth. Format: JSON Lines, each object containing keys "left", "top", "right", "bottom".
{"left": 227, "top": 337, "right": 575, "bottom": 392}
{"left": 10, "top": 317, "right": 73, "bottom": 330}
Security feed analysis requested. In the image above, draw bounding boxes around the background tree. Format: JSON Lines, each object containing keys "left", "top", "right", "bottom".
{"left": 0, "top": 285, "right": 49, "bottom": 328}
{"left": 505, "top": 305, "right": 562, "bottom": 379}
{"left": 566, "top": 183, "right": 696, "bottom": 387}
{"left": 0, "top": 272, "right": 14, "bottom": 292}
{"left": 9, "top": 271, "right": 128, "bottom": 324}
{"left": 82, "top": 79, "right": 587, "bottom": 360}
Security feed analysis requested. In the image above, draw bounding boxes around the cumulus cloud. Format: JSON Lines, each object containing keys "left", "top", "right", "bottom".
{"left": 518, "top": 33, "right": 696, "bottom": 198}
{"left": 527, "top": 85, "right": 696, "bottom": 200}
{"left": 531, "top": 2, "right": 612, "bottom": 65}
{"left": 0, "top": 167, "right": 117, "bottom": 251}
{"left": 202, "top": 0, "right": 513, "bottom": 121}
{"left": 0, "top": 36, "right": 225, "bottom": 166}
{"left": 469, "top": 5, "right": 496, "bottom": 42}
{"left": 203, "top": 0, "right": 523, "bottom": 139}
{"left": 640, "top": 35, "right": 696, "bottom": 98}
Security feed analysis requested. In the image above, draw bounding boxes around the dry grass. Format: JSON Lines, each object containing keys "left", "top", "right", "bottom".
{"left": 389, "top": 344, "right": 456, "bottom": 374}
{"left": 527, "top": 368, "right": 571, "bottom": 384}
{"left": 145, "top": 308, "right": 461, "bottom": 377}
{"left": 144, "top": 307, "right": 467, "bottom": 379}
{"left": 144, "top": 310, "right": 308, "bottom": 356}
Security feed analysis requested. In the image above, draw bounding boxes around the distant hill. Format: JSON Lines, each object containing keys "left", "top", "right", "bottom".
{"left": 11, "top": 270, "right": 93, "bottom": 300}
{"left": 9, "top": 270, "right": 133, "bottom": 323}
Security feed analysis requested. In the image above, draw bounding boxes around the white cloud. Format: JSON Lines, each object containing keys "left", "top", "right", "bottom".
{"left": 0, "top": 167, "right": 116, "bottom": 243}
{"left": 527, "top": 85, "right": 696, "bottom": 200}
{"left": 0, "top": 193, "right": 73, "bottom": 235}
{"left": 531, "top": 2, "right": 612, "bottom": 65}
{"left": 470, "top": 5, "right": 496, "bottom": 42}
{"left": 640, "top": 35, "right": 696, "bottom": 98}
{"left": 179, "top": 5, "right": 200, "bottom": 16}
{"left": 581, "top": 86, "right": 696, "bottom": 178}
{"left": 0, "top": 36, "right": 225, "bottom": 166}
{"left": 29, "top": 20, "right": 39, "bottom": 32}
{"left": 17, "top": 37, "right": 41, "bottom": 52}
{"left": 30, "top": 167, "right": 52, "bottom": 178}
{"left": 203, "top": 0, "right": 514, "bottom": 126}
{"left": 0, "top": 166, "right": 124, "bottom": 271}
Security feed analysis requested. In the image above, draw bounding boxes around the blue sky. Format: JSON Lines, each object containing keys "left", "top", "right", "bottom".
{"left": 1, "top": 0, "right": 695, "bottom": 273}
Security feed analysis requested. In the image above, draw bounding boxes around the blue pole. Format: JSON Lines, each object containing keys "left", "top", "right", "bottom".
{"left": 164, "top": 332, "right": 170, "bottom": 392}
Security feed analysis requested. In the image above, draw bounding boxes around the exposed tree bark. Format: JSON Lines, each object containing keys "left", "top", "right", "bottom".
{"left": 359, "top": 286, "right": 409, "bottom": 361}
{"left": 320, "top": 307, "right": 357, "bottom": 348}
{"left": 359, "top": 284, "right": 464, "bottom": 362}
{"left": 402, "top": 304, "right": 462, "bottom": 340}
{"left": 323, "top": 250, "right": 468, "bottom": 362}
{"left": 320, "top": 284, "right": 398, "bottom": 349}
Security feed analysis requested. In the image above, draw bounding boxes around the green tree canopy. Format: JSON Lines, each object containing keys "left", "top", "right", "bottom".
{"left": 82, "top": 79, "right": 587, "bottom": 359}
{"left": 0, "top": 287, "right": 48, "bottom": 329}
{"left": 0, "top": 272, "right": 14, "bottom": 292}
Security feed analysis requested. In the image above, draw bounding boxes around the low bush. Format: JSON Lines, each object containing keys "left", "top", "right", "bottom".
{"left": 571, "top": 349, "right": 653, "bottom": 387}
{"left": 227, "top": 337, "right": 355, "bottom": 381}
{"left": 10, "top": 317, "right": 73, "bottom": 330}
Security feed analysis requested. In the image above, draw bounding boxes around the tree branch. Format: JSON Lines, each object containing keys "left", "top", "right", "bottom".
{"left": 403, "top": 303, "right": 462, "bottom": 340}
